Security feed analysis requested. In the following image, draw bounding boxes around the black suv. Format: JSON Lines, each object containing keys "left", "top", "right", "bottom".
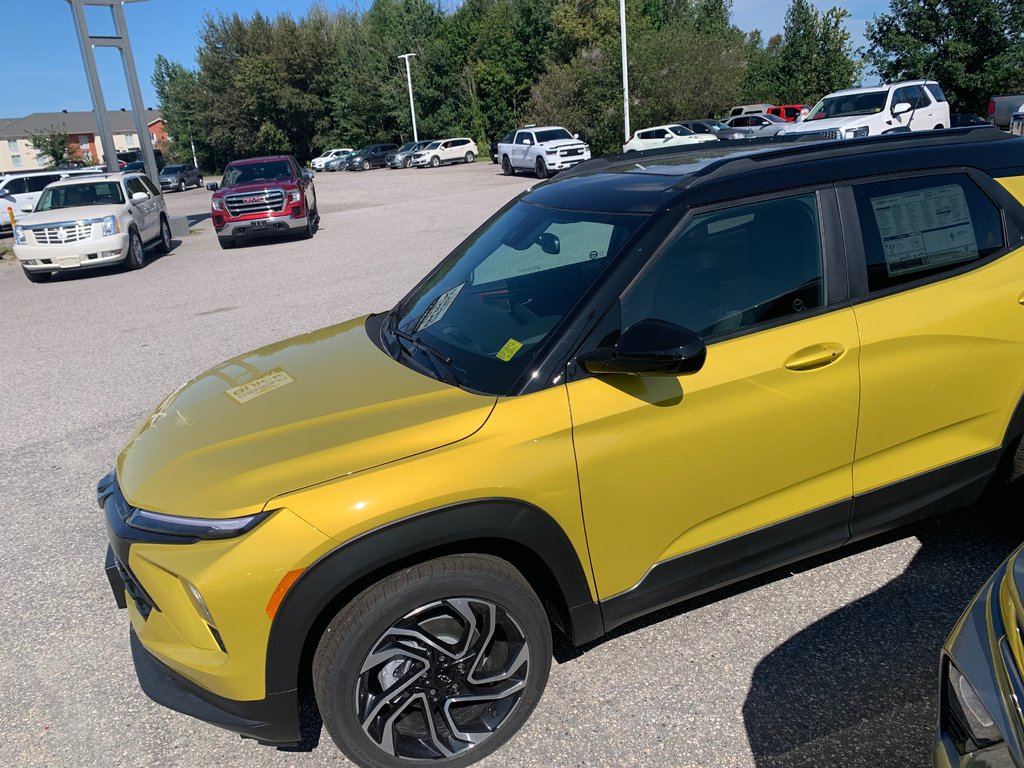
{"left": 346, "top": 143, "right": 399, "bottom": 171}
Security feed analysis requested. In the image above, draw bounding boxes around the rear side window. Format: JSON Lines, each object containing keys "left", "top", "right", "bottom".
{"left": 852, "top": 174, "right": 1004, "bottom": 293}
{"left": 3, "top": 178, "right": 29, "bottom": 195}
{"left": 926, "top": 83, "right": 947, "bottom": 103}
{"left": 26, "top": 175, "right": 60, "bottom": 192}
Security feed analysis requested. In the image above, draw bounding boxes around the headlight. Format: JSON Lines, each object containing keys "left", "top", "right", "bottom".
{"left": 287, "top": 189, "right": 301, "bottom": 204}
{"left": 947, "top": 662, "right": 1004, "bottom": 753}
{"left": 847, "top": 126, "right": 870, "bottom": 138}
{"left": 545, "top": 149, "right": 557, "bottom": 155}
{"left": 211, "top": 197, "right": 223, "bottom": 212}
{"left": 124, "top": 506, "right": 271, "bottom": 540}
{"left": 102, "top": 215, "right": 120, "bottom": 236}
{"left": 14, "top": 225, "right": 26, "bottom": 244}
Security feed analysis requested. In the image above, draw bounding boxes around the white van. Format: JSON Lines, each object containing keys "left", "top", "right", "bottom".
{"left": 780, "top": 80, "right": 950, "bottom": 139}
{"left": 0, "top": 169, "right": 98, "bottom": 232}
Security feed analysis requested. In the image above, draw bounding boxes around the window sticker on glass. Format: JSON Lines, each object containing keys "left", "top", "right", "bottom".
{"left": 496, "top": 339, "right": 523, "bottom": 362}
{"left": 869, "top": 184, "right": 978, "bottom": 277}
{"left": 415, "top": 282, "right": 465, "bottom": 332}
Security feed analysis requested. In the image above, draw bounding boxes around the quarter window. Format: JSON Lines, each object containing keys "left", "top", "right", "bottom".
{"left": 852, "top": 174, "right": 1004, "bottom": 293}
{"left": 622, "top": 193, "right": 824, "bottom": 339}
{"left": 126, "top": 177, "right": 150, "bottom": 199}
{"left": 26, "top": 175, "right": 59, "bottom": 192}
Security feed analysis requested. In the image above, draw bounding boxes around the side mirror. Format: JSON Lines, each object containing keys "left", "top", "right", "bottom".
{"left": 522, "top": 139, "right": 532, "bottom": 146}
{"left": 579, "top": 319, "right": 707, "bottom": 376}
{"left": 302, "top": 171, "right": 313, "bottom": 181}
{"left": 892, "top": 101, "right": 912, "bottom": 116}
{"left": 573, "top": 133, "right": 580, "bottom": 139}
{"left": 130, "top": 191, "right": 149, "bottom": 203}
{"left": 537, "top": 232, "right": 560, "bottom": 255}
{"left": 20, "top": 205, "right": 33, "bottom": 213}
{"left": 206, "top": 182, "right": 219, "bottom": 191}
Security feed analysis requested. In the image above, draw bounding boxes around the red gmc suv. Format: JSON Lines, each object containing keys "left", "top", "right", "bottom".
{"left": 207, "top": 155, "right": 318, "bottom": 249}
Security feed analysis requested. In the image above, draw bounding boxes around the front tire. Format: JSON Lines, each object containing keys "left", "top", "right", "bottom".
{"left": 501, "top": 156, "right": 514, "bottom": 176}
{"left": 126, "top": 229, "right": 145, "bottom": 270}
{"left": 430, "top": 155, "right": 441, "bottom": 168}
{"left": 155, "top": 216, "right": 171, "bottom": 253}
{"left": 404, "top": 157, "right": 412, "bottom": 169}
{"left": 464, "top": 151, "right": 475, "bottom": 164}
{"left": 362, "top": 160, "right": 371, "bottom": 171}
{"left": 535, "top": 158, "right": 548, "bottom": 179}
{"left": 178, "top": 179, "right": 186, "bottom": 193}
{"left": 313, "top": 555, "right": 551, "bottom": 768}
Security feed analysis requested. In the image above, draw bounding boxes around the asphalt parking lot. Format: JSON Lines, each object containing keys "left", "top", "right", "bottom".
{"left": 3, "top": 160, "right": 1024, "bottom": 768}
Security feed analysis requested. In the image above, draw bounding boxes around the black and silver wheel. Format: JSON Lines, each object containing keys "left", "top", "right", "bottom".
{"left": 178, "top": 179, "right": 186, "bottom": 192}
{"left": 430, "top": 155, "right": 441, "bottom": 168}
{"left": 155, "top": 216, "right": 171, "bottom": 253}
{"left": 196, "top": 176, "right": 204, "bottom": 188}
{"left": 501, "top": 156, "right": 514, "bottom": 177}
{"left": 464, "top": 152, "right": 475, "bottom": 164}
{"left": 314, "top": 555, "right": 551, "bottom": 768}
{"left": 126, "top": 229, "right": 145, "bottom": 269}
{"left": 535, "top": 158, "right": 548, "bottom": 179}
{"left": 362, "top": 160, "right": 371, "bottom": 171}
{"left": 404, "top": 157, "right": 412, "bottom": 169}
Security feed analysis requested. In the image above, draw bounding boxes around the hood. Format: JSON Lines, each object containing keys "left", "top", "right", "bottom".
{"left": 785, "top": 114, "right": 877, "bottom": 133}
{"left": 17, "top": 206, "right": 116, "bottom": 225}
{"left": 118, "top": 317, "right": 496, "bottom": 519}
{"left": 218, "top": 179, "right": 296, "bottom": 195}
{"left": 538, "top": 138, "right": 586, "bottom": 149}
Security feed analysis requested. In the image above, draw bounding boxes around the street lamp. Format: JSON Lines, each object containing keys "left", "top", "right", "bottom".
{"left": 619, "top": 0, "right": 630, "bottom": 142}
{"left": 398, "top": 53, "right": 419, "bottom": 143}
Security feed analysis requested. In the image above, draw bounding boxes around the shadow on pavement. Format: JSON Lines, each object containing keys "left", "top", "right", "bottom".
{"left": 743, "top": 502, "right": 1024, "bottom": 768}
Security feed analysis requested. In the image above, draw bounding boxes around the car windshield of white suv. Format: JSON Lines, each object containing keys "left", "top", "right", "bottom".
{"left": 223, "top": 161, "right": 292, "bottom": 186}
{"left": 36, "top": 182, "right": 125, "bottom": 210}
{"left": 669, "top": 125, "right": 695, "bottom": 136}
{"left": 535, "top": 128, "right": 574, "bottom": 143}
{"left": 807, "top": 92, "right": 888, "bottom": 120}
{"left": 387, "top": 201, "right": 644, "bottom": 394}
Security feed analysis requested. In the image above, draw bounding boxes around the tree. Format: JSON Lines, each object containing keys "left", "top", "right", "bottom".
{"left": 28, "top": 128, "right": 80, "bottom": 168}
{"left": 867, "top": 0, "right": 1024, "bottom": 114}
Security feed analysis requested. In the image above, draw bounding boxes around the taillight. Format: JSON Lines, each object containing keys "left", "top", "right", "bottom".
{"left": 989, "top": 100, "right": 996, "bottom": 116}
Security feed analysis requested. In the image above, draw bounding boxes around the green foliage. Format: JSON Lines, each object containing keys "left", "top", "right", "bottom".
{"left": 28, "top": 128, "right": 80, "bottom": 169}
{"left": 866, "top": 0, "right": 1024, "bottom": 114}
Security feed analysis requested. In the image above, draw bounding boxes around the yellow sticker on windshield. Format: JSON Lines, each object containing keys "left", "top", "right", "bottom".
{"left": 496, "top": 339, "right": 523, "bottom": 362}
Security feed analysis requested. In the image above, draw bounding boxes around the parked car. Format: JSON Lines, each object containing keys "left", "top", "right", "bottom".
{"left": 497, "top": 125, "right": 591, "bottom": 178}
{"left": 781, "top": 80, "right": 951, "bottom": 138}
{"left": 409, "top": 138, "right": 478, "bottom": 168}
{"left": 951, "top": 113, "right": 991, "bottom": 128}
{"left": 1011, "top": 104, "right": 1024, "bottom": 137}
{"left": 623, "top": 123, "right": 718, "bottom": 152}
{"left": 325, "top": 151, "right": 353, "bottom": 171}
{"left": 490, "top": 131, "right": 514, "bottom": 163}
{"left": 387, "top": 140, "right": 435, "bottom": 169}
{"left": 0, "top": 170, "right": 70, "bottom": 233}
{"left": 767, "top": 104, "right": 809, "bottom": 122}
{"left": 675, "top": 119, "right": 754, "bottom": 140}
{"left": 158, "top": 163, "right": 204, "bottom": 193}
{"left": 13, "top": 172, "right": 170, "bottom": 282}
{"left": 206, "top": 155, "right": 317, "bottom": 249}
{"left": 724, "top": 113, "right": 789, "bottom": 135}
{"left": 98, "top": 124, "right": 1023, "bottom": 768}
{"left": 312, "top": 148, "right": 354, "bottom": 171}
{"left": 122, "top": 161, "right": 146, "bottom": 172}
{"left": 988, "top": 94, "right": 1024, "bottom": 130}
{"left": 727, "top": 103, "right": 774, "bottom": 117}
{"left": 346, "top": 144, "right": 399, "bottom": 171}
{"left": 937, "top": 540, "right": 1024, "bottom": 767}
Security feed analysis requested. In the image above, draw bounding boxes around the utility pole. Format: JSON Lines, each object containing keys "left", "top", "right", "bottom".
{"left": 398, "top": 53, "right": 419, "bottom": 143}
{"left": 619, "top": 0, "right": 630, "bottom": 143}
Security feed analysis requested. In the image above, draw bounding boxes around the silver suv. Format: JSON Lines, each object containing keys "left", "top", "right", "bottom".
{"left": 13, "top": 172, "right": 171, "bottom": 283}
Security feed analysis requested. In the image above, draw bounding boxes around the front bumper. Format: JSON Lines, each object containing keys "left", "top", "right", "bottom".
{"left": 215, "top": 213, "right": 308, "bottom": 240}
{"left": 542, "top": 154, "right": 589, "bottom": 171}
{"left": 936, "top": 550, "right": 1024, "bottom": 767}
{"left": 15, "top": 232, "right": 129, "bottom": 272}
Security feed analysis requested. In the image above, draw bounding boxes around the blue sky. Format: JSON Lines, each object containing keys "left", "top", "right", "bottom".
{"left": 3, "top": 0, "right": 889, "bottom": 117}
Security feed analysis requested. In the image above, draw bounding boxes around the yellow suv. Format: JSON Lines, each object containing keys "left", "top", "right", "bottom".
{"left": 101, "top": 126, "right": 1024, "bottom": 768}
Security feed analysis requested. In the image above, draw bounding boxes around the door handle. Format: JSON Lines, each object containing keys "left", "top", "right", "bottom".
{"left": 784, "top": 343, "right": 846, "bottom": 371}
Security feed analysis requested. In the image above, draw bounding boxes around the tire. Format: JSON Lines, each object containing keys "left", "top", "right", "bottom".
{"left": 218, "top": 237, "right": 235, "bottom": 250}
{"left": 196, "top": 176, "right": 204, "bottom": 188}
{"left": 362, "top": 160, "right": 371, "bottom": 171}
{"left": 22, "top": 266, "right": 51, "bottom": 283}
{"left": 155, "top": 216, "right": 171, "bottom": 254}
{"left": 535, "top": 158, "right": 548, "bottom": 180}
{"left": 464, "top": 151, "right": 475, "bottom": 164}
{"left": 490, "top": 153, "right": 498, "bottom": 165}
{"left": 178, "top": 179, "right": 186, "bottom": 193}
{"left": 430, "top": 155, "right": 441, "bottom": 168}
{"left": 299, "top": 204, "right": 316, "bottom": 240}
{"left": 313, "top": 554, "right": 551, "bottom": 768}
{"left": 404, "top": 157, "right": 412, "bottom": 169}
{"left": 934, "top": 124, "right": 944, "bottom": 129}
{"left": 126, "top": 229, "right": 145, "bottom": 270}
{"left": 501, "top": 156, "right": 514, "bottom": 176}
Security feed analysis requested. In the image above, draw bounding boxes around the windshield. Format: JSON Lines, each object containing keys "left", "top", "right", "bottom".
{"left": 669, "top": 125, "right": 695, "bottom": 136}
{"left": 223, "top": 160, "right": 293, "bottom": 186}
{"left": 425, "top": 141, "right": 441, "bottom": 150}
{"left": 389, "top": 201, "right": 645, "bottom": 394}
{"left": 706, "top": 121, "right": 730, "bottom": 131}
{"left": 36, "top": 181, "right": 125, "bottom": 210}
{"left": 398, "top": 143, "right": 416, "bottom": 152}
{"left": 807, "top": 91, "right": 887, "bottom": 120}
{"left": 162, "top": 165, "right": 185, "bottom": 174}
{"left": 535, "top": 128, "right": 574, "bottom": 143}
{"left": 763, "top": 114, "right": 786, "bottom": 123}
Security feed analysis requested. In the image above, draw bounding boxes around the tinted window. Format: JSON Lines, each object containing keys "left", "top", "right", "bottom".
{"left": 853, "top": 174, "right": 1004, "bottom": 293}
{"left": 36, "top": 181, "right": 125, "bottom": 210}
{"left": 139, "top": 175, "right": 160, "bottom": 196}
{"left": 2, "top": 178, "right": 29, "bottom": 195}
{"left": 26, "top": 175, "right": 60, "bottom": 192}
{"left": 126, "top": 177, "right": 150, "bottom": 198}
{"left": 623, "top": 193, "right": 824, "bottom": 339}
{"left": 515, "top": 132, "right": 533, "bottom": 145}
{"left": 638, "top": 130, "right": 656, "bottom": 140}
{"left": 893, "top": 85, "right": 927, "bottom": 109}
{"left": 926, "top": 83, "right": 947, "bottom": 103}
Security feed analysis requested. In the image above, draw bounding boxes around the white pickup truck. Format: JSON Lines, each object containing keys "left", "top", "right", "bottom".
{"left": 498, "top": 126, "right": 591, "bottom": 179}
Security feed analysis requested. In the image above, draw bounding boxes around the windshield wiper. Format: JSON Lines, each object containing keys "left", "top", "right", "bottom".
{"left": 386, "top": 309, "right": 461, "bottom": 386}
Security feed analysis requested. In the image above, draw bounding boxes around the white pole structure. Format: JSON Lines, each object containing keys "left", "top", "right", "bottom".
{"left": 619, "top": 0, "right": 630, "bottom": 143}
{"left": 398, "top": 53, "right": 419, "bottom": 143}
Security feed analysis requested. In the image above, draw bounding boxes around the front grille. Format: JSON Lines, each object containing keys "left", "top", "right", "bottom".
{"left": 29, "top": 220, "right": 97, "bottom": 245}
{"left": 114, "top": 554, "right": 155, "bottom": 619}
{"left": 560, "top": 147, "right": 584, "bottom": 157}
{"left": 224, "top": 189, "right": 285, "bottom": 217}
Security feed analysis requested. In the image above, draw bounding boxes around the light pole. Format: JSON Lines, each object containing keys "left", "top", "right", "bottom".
{"left": 619, "top": 0, "right": 630, "bottom": 143}
{"left": 398, "top": 53, "right": 419, "bottom": 143}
